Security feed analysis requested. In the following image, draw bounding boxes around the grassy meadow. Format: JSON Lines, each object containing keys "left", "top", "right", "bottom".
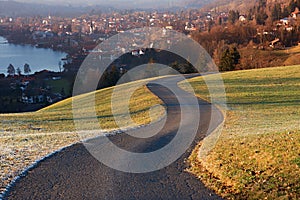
{"left": 0, "top": 78, "right": 165, "bottom": 193}
{"left": 180, "top": 65, "right": 300, "bottom": 199}
{"left": 1, "top": 64, "right": 299, "bottom": 199}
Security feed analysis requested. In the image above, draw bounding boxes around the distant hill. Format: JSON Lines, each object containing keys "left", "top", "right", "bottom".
{"left": 0, "top": 1, "right": 121, "bottom": 17}
{"left": 0, "top": 0, "right": 205, "bottom": 16}
{"left": 183, "top": 0, "right": 214, "bottom": 8}
{"left": 181, "top": 0, "right": 258, "bottom": 12}
{"left": 195, "top": 0, "right": 291, "bottom": 13}
{"left": 204, "top": 0, "right": 257, "bottom": 12}
{"left": 0, "top": 0, "right": 218, "bottom": 16}
{"left": 0, "top": 1, "right": 87, "bottom": 17}
{"left": 1, "top": 0, "right": 294, "bottom": 17}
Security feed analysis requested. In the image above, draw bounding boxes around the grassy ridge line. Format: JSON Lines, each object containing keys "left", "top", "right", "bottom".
{"left": 179, "top": 65, "right": 300, "bottom": 199}
{"left": 0, "top": 76, "right": 168, "bottom": 193}
{"left": 1, "top": 77, "right": 167, "bottom": 133}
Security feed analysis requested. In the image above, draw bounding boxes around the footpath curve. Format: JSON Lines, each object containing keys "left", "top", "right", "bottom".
{"left": 3, "top": 75, "right": 224, "bottom": 200}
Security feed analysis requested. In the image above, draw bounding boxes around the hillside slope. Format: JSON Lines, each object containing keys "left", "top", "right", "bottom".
{"left": 0, "top": 77, "right": 165, "bottom": 193}
{"left": 199, "top": 0, "right": 290, "bottom": 13}
{"left": 180, "top": 65, "right": 300, "bottom": 199}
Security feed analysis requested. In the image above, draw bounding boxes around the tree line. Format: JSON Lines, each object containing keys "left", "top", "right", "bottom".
{"left": 6, "top": 63, "right": 31, "bottom": 77}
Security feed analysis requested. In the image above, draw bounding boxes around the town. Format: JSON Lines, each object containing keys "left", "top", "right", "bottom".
{"left": 0, "top": 0, "right": 300, "bottom": 112}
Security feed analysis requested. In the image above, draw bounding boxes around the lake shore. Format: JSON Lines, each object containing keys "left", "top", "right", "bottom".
{"left": 0, "top": 36, "right": 67, "bottom": 74}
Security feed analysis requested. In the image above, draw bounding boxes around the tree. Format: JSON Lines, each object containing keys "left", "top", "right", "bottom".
{"left": 231, "top": 47, "right": 241, "bottom": 66}
{"left": 219, "top": 47, "right": 241, "bottom": 71}
{"left": 282, "top": 6, "right": 290, "bottom": 18}
{"left": 228, "top": 10, "right": 240, "bottom": 24}
{"left": 7, "top": 64, "right": 15, "bottom": 76}
{"left": 107, "top": 65, "right": 120, "bottom": 86}
{"left": 16, "top": 67, "right": 21, "bottom": 76}
{"left": 271, "top": 4, "right": 282, "bottom": 22}
{"left": 61, "top": 87, "right": 66, "bottom": 97}
{"left": 288, "top": 0, "right": 297, "bottom": 13}
{"left": 218, "top": 17, "right": 222, "bottom": 25}
{"left": 219, "top": 49, "right": 234, "bottom": 71}
{"left": 213, "top": 40, "right": 226, "bottom": 66}
{"left": 170, "top": 61, "right": 197, "bottom": 74}
{"left": 258, "top": 0, "right": 267, "bottom": 8}
{"left": 254, "top": 0, "right": 268, "bottom": 25}
{"left": 256, "top": 12, "right": 268, "bottom": 25}
{"left": 24, "top": 63, "right": 31, "bottom": 75}
{"left": 58, "top": 61, "right": 62, "bottom": 73}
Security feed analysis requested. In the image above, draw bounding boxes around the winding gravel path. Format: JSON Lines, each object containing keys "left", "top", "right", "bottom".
{"left": 3, "top": 75, "right": 224, "bottom": 200}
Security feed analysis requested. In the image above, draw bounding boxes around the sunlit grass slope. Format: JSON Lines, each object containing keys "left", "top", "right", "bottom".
{"left": 0, "top": 78, "right": 165, "bottom": 192}
{"left": 180, "top": 65, "right": 300, "bottom": 199}
{"left": 1, "top": 79, "right": 164, "bottom": 133}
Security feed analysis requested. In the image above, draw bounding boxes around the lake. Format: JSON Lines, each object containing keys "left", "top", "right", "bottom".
{"left": 0, "top": 36, "right": 67, "bottom": 74}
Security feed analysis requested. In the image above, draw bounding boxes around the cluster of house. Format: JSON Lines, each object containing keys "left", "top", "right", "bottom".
{"left": 271, "top": 7, "right": 300, "bottom": 48}
{"left": 0, "top": 8, "right": 222, "bottom": 46}
{"left": 21, "top": 88, "right": 63, "bottom": 104}
{"left": 7, "top": 72, "right": 64, "bottom": 105}
{"left": 279, "top": 7, "right": 300, "bottom": 29}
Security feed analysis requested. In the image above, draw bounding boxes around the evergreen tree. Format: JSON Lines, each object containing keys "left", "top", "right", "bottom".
{"left": 282, "top": 6, "right": 290, "bottom": 18}
{"left": 228, "top": 10, "right": 240, "bottom": 24}
{"left": 231, "top": 47, "right": 241, "bottom": 66}
{"left": 24, "top": 63, "right": 31, "bottom": 75}
{"left": 218, "top": 17, "right": 222, "bottom": 25}
{"left": 256, "top": 12, "right": 268, "bottom": 25}
{"left": 247, "top": 9, "right": 254, "bottom": 20}
{"left": 16, "top": 67, "right": 22, "bottom": 76}
{"left": 7, "top": 64, "right": 15, "bottom": 76}
{"left": 219, "top": 49, "right": 234, "bottom": 71}
{"left": 219, "top": 47, "right": 240, "bottom": 71}
{"left": 108, "top": 65, "right": 120, "bottom": 86}
{"left": 271, "top": 4, "right": 282, "bottom": 22}
{"left": 288, "top": 0, "right": 297, "bottom": 13}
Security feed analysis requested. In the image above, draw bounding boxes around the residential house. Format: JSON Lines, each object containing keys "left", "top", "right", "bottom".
{"left": 239, "top": 15, "right": 246, "bottom": 22}
{"left": 291, "top": 7, "right": 300, "bottom": 19}
{"left": 280, "top": 17, "right": 290, "bottom": 25}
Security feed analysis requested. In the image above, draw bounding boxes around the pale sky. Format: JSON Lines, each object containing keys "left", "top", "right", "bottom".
{"left": 12, "top": 0, "right": 182, "bottom": 7}
{"left": 0, "top": 0, "right": 206, "bottom": 9}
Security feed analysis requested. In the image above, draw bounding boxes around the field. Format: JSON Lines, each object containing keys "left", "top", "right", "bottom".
{"left": 45, "top": 78, "right": 73, "bottom": 96}
{"left": 180, "top": 65, "right": 300, "bottom": 199}
{"left": 0, "top": 78, "right": 165, "bottom": 193}
{"left": 239, "top": 45, "right": 300, "bottom": 69}
{"left": 1, "top": 65, "right": 299, "bottom": 198}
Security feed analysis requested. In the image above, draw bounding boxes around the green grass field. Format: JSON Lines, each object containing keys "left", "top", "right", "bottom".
{"left": 180, "top": 65, "right": 300, "bottom": 199}
{"left": 0, "top": 77, "right": 165, "bottom": 192}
